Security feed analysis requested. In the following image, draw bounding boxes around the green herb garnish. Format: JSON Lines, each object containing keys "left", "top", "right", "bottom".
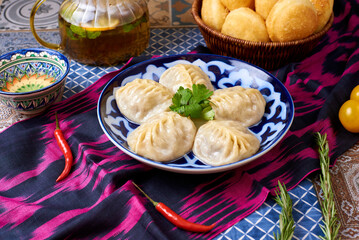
{"left": 87, "top": 31, "right": 101, "bottom": 39}
{"left": 68, "top": 24, "right": 102, "bottom": 40}
{"left": 169, "top": 84, "right": 215, "bottom": 120}
{"left": 315, "top": 132, "right": 341, "bottom": 240}
{"left": 70, "top": 25, "right": 87, "bottom": 38}
{"left": 66, "top": 27, "right": 77, "bottom": 40}
{"left": 273, "top": 181, "right": 295, "bottom": 240}
{"left": 272, "top": 133, "right": 341, "bottom": 239}
{"left": 123, "top": 15, "right": 147, "bottom": 33}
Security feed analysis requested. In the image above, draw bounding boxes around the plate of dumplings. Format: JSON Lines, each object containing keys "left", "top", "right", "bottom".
{"left": 97, "top": 54, "right": 294, "bottom": 174}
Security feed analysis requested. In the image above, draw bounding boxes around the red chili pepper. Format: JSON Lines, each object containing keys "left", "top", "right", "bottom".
{"left": 132, "top": 181, "right": 215, "bottom": 232}
{"left": 54, "top": 112, "right": 73, "bottom": 182}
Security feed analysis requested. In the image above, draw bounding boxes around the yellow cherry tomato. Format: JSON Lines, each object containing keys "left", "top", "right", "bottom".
{"left": 339, "top": 100, "right": 359, "bottom": 133}
{"left": 350, "top": 85, "right": 359, "bottom": 102}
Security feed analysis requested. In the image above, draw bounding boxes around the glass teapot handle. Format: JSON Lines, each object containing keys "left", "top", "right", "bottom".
{"left": 30, "top": 0, "right": 61, "bottom": 50}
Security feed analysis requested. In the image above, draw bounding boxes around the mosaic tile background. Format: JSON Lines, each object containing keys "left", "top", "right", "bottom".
{"left": 0, "top": 0, "right": 196, "bottom": 30}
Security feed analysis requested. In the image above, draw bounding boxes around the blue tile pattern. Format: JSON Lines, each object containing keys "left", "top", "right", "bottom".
{"left": 0, "top": 0, "right": 60, "bottom": 30}
{"left": 216, "top": 179, "right": 323, "bottom": 240}
{"left": 0, "top": 0, "right": 196, "bottom": 30}
{"left": 0, "top": 25, "right": 324, "bottom": 240}
{"left": 62, "top": 28, "right": 207, "bottom": 99}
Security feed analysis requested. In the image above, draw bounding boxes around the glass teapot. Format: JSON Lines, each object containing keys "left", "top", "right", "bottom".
{"left": 30, "top": 0, "right": 150, "bottom": 66}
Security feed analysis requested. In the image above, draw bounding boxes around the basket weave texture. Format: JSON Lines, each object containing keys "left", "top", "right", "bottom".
{"left": 191, "top": 0, "right": 333, "bottom": 70}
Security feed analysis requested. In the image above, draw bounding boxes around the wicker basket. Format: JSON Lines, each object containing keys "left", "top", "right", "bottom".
{"left": 191, "top": 0, "right": 333, "bottom": 70}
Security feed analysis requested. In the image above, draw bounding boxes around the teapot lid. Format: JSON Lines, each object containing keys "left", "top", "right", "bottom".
{"left": 60, "top": 0, "right": 148, "bottom": 30}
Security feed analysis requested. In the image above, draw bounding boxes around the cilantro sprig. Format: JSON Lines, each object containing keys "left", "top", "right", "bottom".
{"left": 169, "top": 84, "right": 215, "bottom": 121}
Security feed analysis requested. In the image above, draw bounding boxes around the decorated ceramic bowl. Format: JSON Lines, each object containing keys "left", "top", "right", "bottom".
{"left": 97, "top": 54, "right": 295, "bottom": 174}
{"left": 0, "top": 48, "right": 70, "bottom": 115}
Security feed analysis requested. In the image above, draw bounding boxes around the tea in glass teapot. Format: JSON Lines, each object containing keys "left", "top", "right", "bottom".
{"left": 30, "top": 0, "right": 150, "bottom": 66}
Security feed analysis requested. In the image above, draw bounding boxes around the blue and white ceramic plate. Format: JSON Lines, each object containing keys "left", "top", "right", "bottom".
{"left": 97, "top": 54, "right": 294, "bottom": 174}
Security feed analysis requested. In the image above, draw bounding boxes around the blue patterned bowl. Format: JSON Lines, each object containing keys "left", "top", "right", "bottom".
{"left": 97, "top": 54, "right": 295, "bottom": 174}
{"left": 0, "top": 48, "right": 70, "bottom": 115}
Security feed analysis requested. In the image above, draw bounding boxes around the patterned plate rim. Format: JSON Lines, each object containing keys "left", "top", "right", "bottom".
{"left": 97, "top": 53, "right": 294, "bottom": 174}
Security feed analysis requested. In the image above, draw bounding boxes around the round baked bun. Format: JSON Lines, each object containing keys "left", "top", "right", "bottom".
{"left": 220, "top": 0, "right": 254, "bottom": 10}
{"left": 201, "top": 0, "right": 229, "bottom": 31}
{"left": 221, "top": 7, "right": 270, "bottom": 42}
{"left": 266, "top": 0, "right": 318, "bottom": 42}
{"left": 255, "top": 0, "right": 279, "bottom": 20}
{"left": 308, "top": 0, "right": 333, "bottom": 32}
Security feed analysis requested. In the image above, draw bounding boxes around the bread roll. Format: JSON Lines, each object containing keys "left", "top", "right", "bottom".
{"left": 266, "top": 0, "right": 318, "bottom": 42}
{"left": 255, "top": 0, "right": 279, "bottom": 20}
{"left": 201, "top": 0, "right": 229, "bottom": 31}
{"left": 221, "top": 7, "right": 270, "bottom": 42}
{"left": 308, "top": 0, "right": 333, "bottom": 32}
{"left": 220, "top": 0, "right": 254, "bottom": 10}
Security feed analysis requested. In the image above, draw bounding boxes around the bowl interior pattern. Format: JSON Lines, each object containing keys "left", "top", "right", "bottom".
{"left": 0, "top": 48, "right": 69, "bottom": 114}
{"left": 0, "top": 50, "right": 68, "bottom": 92}
{"left": 97, "top": 54, "right": 295, "bottom": 174}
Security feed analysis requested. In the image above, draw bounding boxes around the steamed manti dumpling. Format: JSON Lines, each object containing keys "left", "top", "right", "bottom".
{"left": 115, "top": 78, "right": 173, "bottom": 124}
{"left": 159, "top": 64, "right": 214, "bottom": 93}
{"left": 193, "top": 120, "right": 260, "bottom": 166}
{"left": 210, "top": 86, "right": 266, "bottom": 127}
{"left": 127, "top": 112, "right": 197, "bottom": 162}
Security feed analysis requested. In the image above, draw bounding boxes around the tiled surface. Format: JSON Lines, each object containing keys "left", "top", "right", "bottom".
{"left": 149, "top": 0, "right": 197, "bottom": 27}
{"left": 0, "top": 28, "right": 206, "bottom": 99}
{"left": 216, "top": 179, "right": 323, "bottom": 240}
{"left": 0, "top": 1, "right": 325, "bottom": 239}
{"left": 0, "top": 0, "right": 60, "bottom": 30}
{"left": 0, "top": 0, "right": 196, "bottom": 30}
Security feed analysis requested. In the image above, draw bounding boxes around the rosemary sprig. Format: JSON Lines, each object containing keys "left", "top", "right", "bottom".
{"left": 273, "top": 133, "right": 340, "bottom": 239}
{"left": 315, "top": 132, "right": 341, "bottom": 240}
{"left": 273, "top": 181, "right": 295, "bottom": 240}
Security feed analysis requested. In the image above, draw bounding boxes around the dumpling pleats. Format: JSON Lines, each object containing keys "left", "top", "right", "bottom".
{"left": 159, "top": 64, "right": 214, "bottom": 93}
{"left": 127, "top": 112, "right": 197, "bottom": 162}
{"left": 115, "top": 78, "right": 173, "bottom": 124}
{"left": 210, "top": 86, "right": 266, "bottom": 127}
{"left": 193, "top": 120, "right": 260, "bottom": 166}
